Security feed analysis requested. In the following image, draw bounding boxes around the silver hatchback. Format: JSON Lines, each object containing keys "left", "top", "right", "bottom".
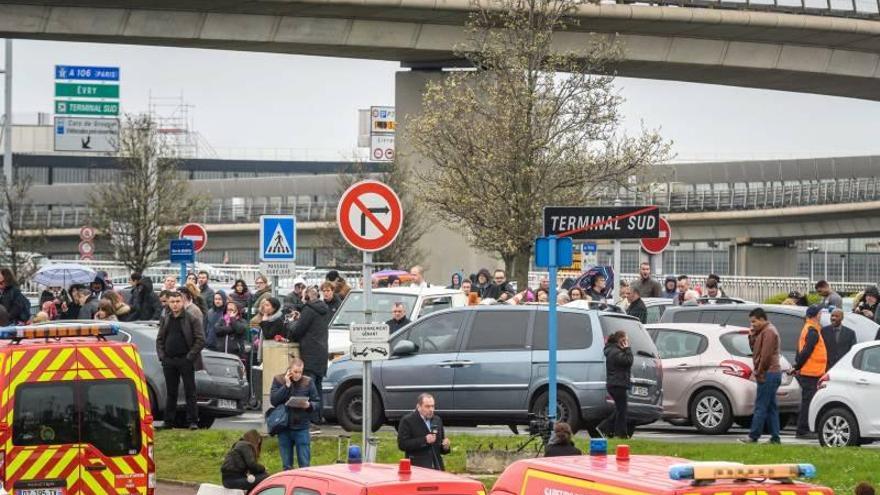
{"left": 323, "top": 305, "right": 663, "bottom": 432}
{"left": 647, "top": 323, "right": 800, "bottom": 434}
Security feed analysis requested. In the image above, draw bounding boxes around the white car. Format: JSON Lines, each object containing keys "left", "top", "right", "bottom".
{"left": 809, "top": 341, "right": 880, "bottom": 447}
{"left": 564, "top": 297, "right": 674, "bottom": 323}
{"left": 327, "top": 286, "right": 468, "bottom": 361}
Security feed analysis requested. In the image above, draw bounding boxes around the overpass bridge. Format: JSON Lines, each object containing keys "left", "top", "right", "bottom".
{"left": 6, "top": 1, "right": 880, "bottom": 99}
{"left": 12, "top": 153, "right": 880, "bottom": 278}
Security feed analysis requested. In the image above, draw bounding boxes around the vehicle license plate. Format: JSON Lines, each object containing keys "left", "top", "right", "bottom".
{"left": 218, "top": 399, "right": 238, "bottom": 409}
{"left": 17, "top": 489, "right": 64, "bottom": 495}
{"left": 631, "top": 386, "right": 649, "bottom": 397}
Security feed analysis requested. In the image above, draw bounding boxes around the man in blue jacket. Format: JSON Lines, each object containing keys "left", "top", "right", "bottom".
{"left": 270, "top": 358, "right": 320, "bottom": 470}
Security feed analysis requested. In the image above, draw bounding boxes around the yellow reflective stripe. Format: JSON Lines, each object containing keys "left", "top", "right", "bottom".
{"left": 98, "top": 347, "right": 140, "bottom": 385}
{"left": 37, "top": 348, "right": 76, "bottom": 381}
{"left": 20, "top": 447, "right": 56, "bottom": 480}
{"left": 781, "top": 491, "right": 798, "bottom": 495}
{"left": 809, "top": 492, "right": 825, "bottom": 495}
{"left": 45, "top": 446, "right": 79, "bottom": 479}
{"left": 81, "top": 469, "right": 106, "bottom": 495}
{"left": 715, "top": 492, "right": 733, "bottom": 495}
{"left": 78, "top": 347, "right": 109, "bottom": 370}
{"left": 520, "top": 469, "right": 652, "bottom": 495}
{"left": 5, "top": 449, "right": 31, "bottom": 480}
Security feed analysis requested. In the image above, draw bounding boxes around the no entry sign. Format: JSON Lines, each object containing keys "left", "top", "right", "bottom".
{"left": 640, "top": 217, "right": 672, "bottom": 255}
{"left": 179, "top": 223, "right": 208, "bottom": 253}
{"left": 337, "top": 180, "right": 403, "bottom": 252}
{"left": 543, "top": 206, "right": 659, "bottom": 240}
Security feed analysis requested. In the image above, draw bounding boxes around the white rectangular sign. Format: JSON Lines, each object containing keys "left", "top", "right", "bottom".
{"left": 54, "top": 116, "right": 119, "bottom": 152}
{"left": 370, "top": 134, "right": 394, "bottom": 162}
{"left": 351, "top": 343, "right": 391, "bottom": 361}
{"left": 370, "top": 106, "right": 395, "bottom": 134}
{"left": 259, "top": 262, "right": 295, "bottom": 277}
{"left": 350, "top": 323, "right": 390, "bottom": 344}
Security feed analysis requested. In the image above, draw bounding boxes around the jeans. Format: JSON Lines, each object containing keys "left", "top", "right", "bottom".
{"left": 796, "top": 375, "right": 819, "bottom": 435}
{"left": 305, "top": 371, "right": 323, "bottom": 424}
{"left": 162, "top": 356, "right": 198, "bottom": 425}
{"left": 750, "top": 371, "right": 782, "bottom": 441}
{"left": 278, "top": 428, "right": 311, "bottom": 470}
{"left": 222, "top": 472, "right": 268, "bottom": 494}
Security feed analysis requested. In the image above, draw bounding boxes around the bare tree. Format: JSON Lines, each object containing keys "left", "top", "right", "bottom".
{"left": 324, "top": 161, "right": 428, "bottom": 270}
{"left": 407, "top": 0, "right": 671, "bottom": 287}
{"left": 88, "top": 114, "right": 207, "bottom": 273}
{"left": 0, "top": 175, "right": 47, "bottom": 284}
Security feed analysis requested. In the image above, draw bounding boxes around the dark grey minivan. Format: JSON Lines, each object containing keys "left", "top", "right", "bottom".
{"left": 322, "top": 305, "right": 662, "bottom": 432}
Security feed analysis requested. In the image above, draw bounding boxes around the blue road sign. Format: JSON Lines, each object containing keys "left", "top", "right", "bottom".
{"left": 169, "top": 239, "right": 195, "bottom": 263}
{"left": 55, "top": 65, "right": 120, "bottom": 81}
{"left": 535, "top": 236, "right": 573, "bottom": 268}
{"left": 260, "top": 215, "right": 296, "bottom": 261}
{"left": 582, "top": 242, "right": 597, "bottom": 254}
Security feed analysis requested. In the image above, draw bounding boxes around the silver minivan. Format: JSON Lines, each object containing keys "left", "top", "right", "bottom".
{"left": 322, "top": 305, "right": 663, "bottom": 432}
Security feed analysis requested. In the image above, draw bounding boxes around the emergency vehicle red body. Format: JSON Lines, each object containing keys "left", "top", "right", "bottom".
{"left": 0, "top": 323, "right": 155, "bottom": 495}
{"left": 491, "top": 449, "right": 833, "bottom": 495}
{"left": 252, "top": 460, "right": 485, "bottom": 495}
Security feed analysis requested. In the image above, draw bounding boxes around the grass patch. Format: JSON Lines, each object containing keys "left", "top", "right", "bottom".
{"left": 156, "top": 430, "right": 879, "bottom": 493}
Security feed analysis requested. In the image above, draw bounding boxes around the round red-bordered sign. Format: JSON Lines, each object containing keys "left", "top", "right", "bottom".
{"left": 337, "top": 180, "right": 403, "bottom": 252}
{"left": 179, "top": 223, "right": 208, "bottom": 253}
{"left": 640, "top": 217, "right": 672, "bottom": 255}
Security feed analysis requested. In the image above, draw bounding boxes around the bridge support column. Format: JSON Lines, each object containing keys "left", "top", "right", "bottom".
{"left": 395, "top": 69, "right": 499, "bottom": 280}
{"left": 729, "top": 241, "right": 798, "bottom": 278}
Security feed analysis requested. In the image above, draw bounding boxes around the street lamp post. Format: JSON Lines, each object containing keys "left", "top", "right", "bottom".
{"left": 807, "top": 245, "right": 820, "bottom": 284}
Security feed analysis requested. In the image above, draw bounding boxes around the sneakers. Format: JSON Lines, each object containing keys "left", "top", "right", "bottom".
{"left": 188, "top": 423, "right": 199, "bottom": 430}
{"left": 738, "top": 437, "right": 758, "bottom": 444}
{"left": 769, "top": 437, "right": 782, "bottom": 444}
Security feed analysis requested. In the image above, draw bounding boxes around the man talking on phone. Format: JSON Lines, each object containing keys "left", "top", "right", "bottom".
{"left": 397, "top": 393, "right": 451, "bottom": 470}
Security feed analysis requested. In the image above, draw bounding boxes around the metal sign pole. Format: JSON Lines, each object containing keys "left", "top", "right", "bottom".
{"left": 272, "top": 275, "right": 279, "bottom": 298}
{"left": 362, "top": 250, "right": 374, "bottom": 461}
{"left": 612, "top": 199, "right": 622, "bottom": 301}
{"left": 548, "top": 237, "right": 558, "bottom": 426}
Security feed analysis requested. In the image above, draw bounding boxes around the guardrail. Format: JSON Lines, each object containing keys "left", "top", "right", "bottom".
{"left": 598, "top": 177, "right": 880, "bottom": 213}
{"left": 616, "top": 0, "right": 880, "bottom": 19}
{"left": 15, "top": 199, "right": 338, "bottom": 229}
{"left": 531, "top": 271, "right": 870, "bottom": 303}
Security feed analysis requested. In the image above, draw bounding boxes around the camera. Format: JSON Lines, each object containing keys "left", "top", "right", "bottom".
{"left": 526, "top": 413, "right": 552, "bottom": 444}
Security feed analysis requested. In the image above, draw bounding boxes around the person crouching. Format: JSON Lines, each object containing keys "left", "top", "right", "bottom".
{"left": 221, "top": 429, "right": 268, "bottom": 494}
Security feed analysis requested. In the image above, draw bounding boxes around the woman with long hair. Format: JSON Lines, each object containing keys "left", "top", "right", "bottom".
{"left": 220, "top": 429, "right": 268, "bottom": 493}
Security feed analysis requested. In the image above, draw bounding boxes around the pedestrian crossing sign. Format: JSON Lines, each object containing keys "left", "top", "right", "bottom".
{"left": 260, "top": 215, "right": 296, "bottom": 261}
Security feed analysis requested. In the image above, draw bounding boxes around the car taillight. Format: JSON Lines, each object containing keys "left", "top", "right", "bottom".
{"left": 818, "top": 373, "right": 830, "bottom": 390}
{"left": 720, "top": 360, "right": 752, "bottom": 380}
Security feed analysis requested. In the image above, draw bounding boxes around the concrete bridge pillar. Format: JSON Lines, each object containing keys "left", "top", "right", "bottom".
{"left": 395, "top": 69, "right": 499, "bottom": 282}
{"left": 729, "top": 241, "right": 798, "bottom": 278}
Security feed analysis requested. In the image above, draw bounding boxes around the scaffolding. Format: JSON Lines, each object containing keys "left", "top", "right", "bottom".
{"left": 147, "top": 92, "right": 218, "bottom": 159}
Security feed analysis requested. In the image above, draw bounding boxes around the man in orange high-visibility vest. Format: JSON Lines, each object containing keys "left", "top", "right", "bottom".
{"left": 794, "top": 305, "right": 827, "bottom": 439}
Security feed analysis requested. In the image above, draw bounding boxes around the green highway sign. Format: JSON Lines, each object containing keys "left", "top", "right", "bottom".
{"left": 55, "top": 82, "right": 119, "bottom": 99}
{"left": 55, "top": 100, "right": 119, "bottom": 116}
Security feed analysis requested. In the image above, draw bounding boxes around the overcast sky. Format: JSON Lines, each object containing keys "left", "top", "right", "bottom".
{"left": 4, "top": 39, "right": 880, "bottom": 162}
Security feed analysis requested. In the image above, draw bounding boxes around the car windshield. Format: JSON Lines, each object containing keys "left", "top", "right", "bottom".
{"left": 331, "top": 292, "right": 419, "bottom": 327}
{"left": 720, "top": 331, "right": 752, "bottom": 357}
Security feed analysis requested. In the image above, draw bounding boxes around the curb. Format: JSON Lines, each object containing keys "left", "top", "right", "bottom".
{"left": 158, "top": 478, "right": 201, "bottom": 488}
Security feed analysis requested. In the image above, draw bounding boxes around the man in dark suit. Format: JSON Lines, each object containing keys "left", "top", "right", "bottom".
{"left": 822, "top": 308, "right": 857, "bottom": 369}
{"left": 397, "top": 393, "right": 451, "bottom": 470}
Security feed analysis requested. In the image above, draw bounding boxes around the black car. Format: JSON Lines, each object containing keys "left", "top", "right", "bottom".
{"left": 98, "top": 320, "right": 249, "bottom": 428}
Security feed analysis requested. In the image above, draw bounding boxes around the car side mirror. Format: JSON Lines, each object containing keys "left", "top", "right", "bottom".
{"left": 392, "top": 340, "right": 416, "bottom": 356}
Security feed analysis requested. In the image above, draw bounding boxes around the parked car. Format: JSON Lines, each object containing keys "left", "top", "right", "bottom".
{"left": 327, "top": 287, "right": 468, "bottom": 361}
{"left": 99, "top": 320, "right": 249, "bottom": 428}
{"left": 646, "top": 323, "right": 800, "bottom": 434}
{"left": 809, "top": 341, "right": 880, "bottom": 447}
{"left": 563, "top": 297, "right": 673, "bottom": 324}
{"left": 323, "top": 305, "right": 662, "bottom": 433}
{"left": 659, "top": 303, "right": 878, "bottom": 363}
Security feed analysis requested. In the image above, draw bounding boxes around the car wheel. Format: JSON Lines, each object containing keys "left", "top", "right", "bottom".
{"left": 335, "top": 385, "right": 385, "bottom": 432}
{"left": 197, "top": 416, "right": 215, "bottom": 429}
{"left": 689, "top": 389, "right": 733, "bottom": 434}
{"left": 818, "top": 407, "right": 860, "bottom": 447}
{"left": 532, "top": 389, "right": 581, "bottom": 432}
